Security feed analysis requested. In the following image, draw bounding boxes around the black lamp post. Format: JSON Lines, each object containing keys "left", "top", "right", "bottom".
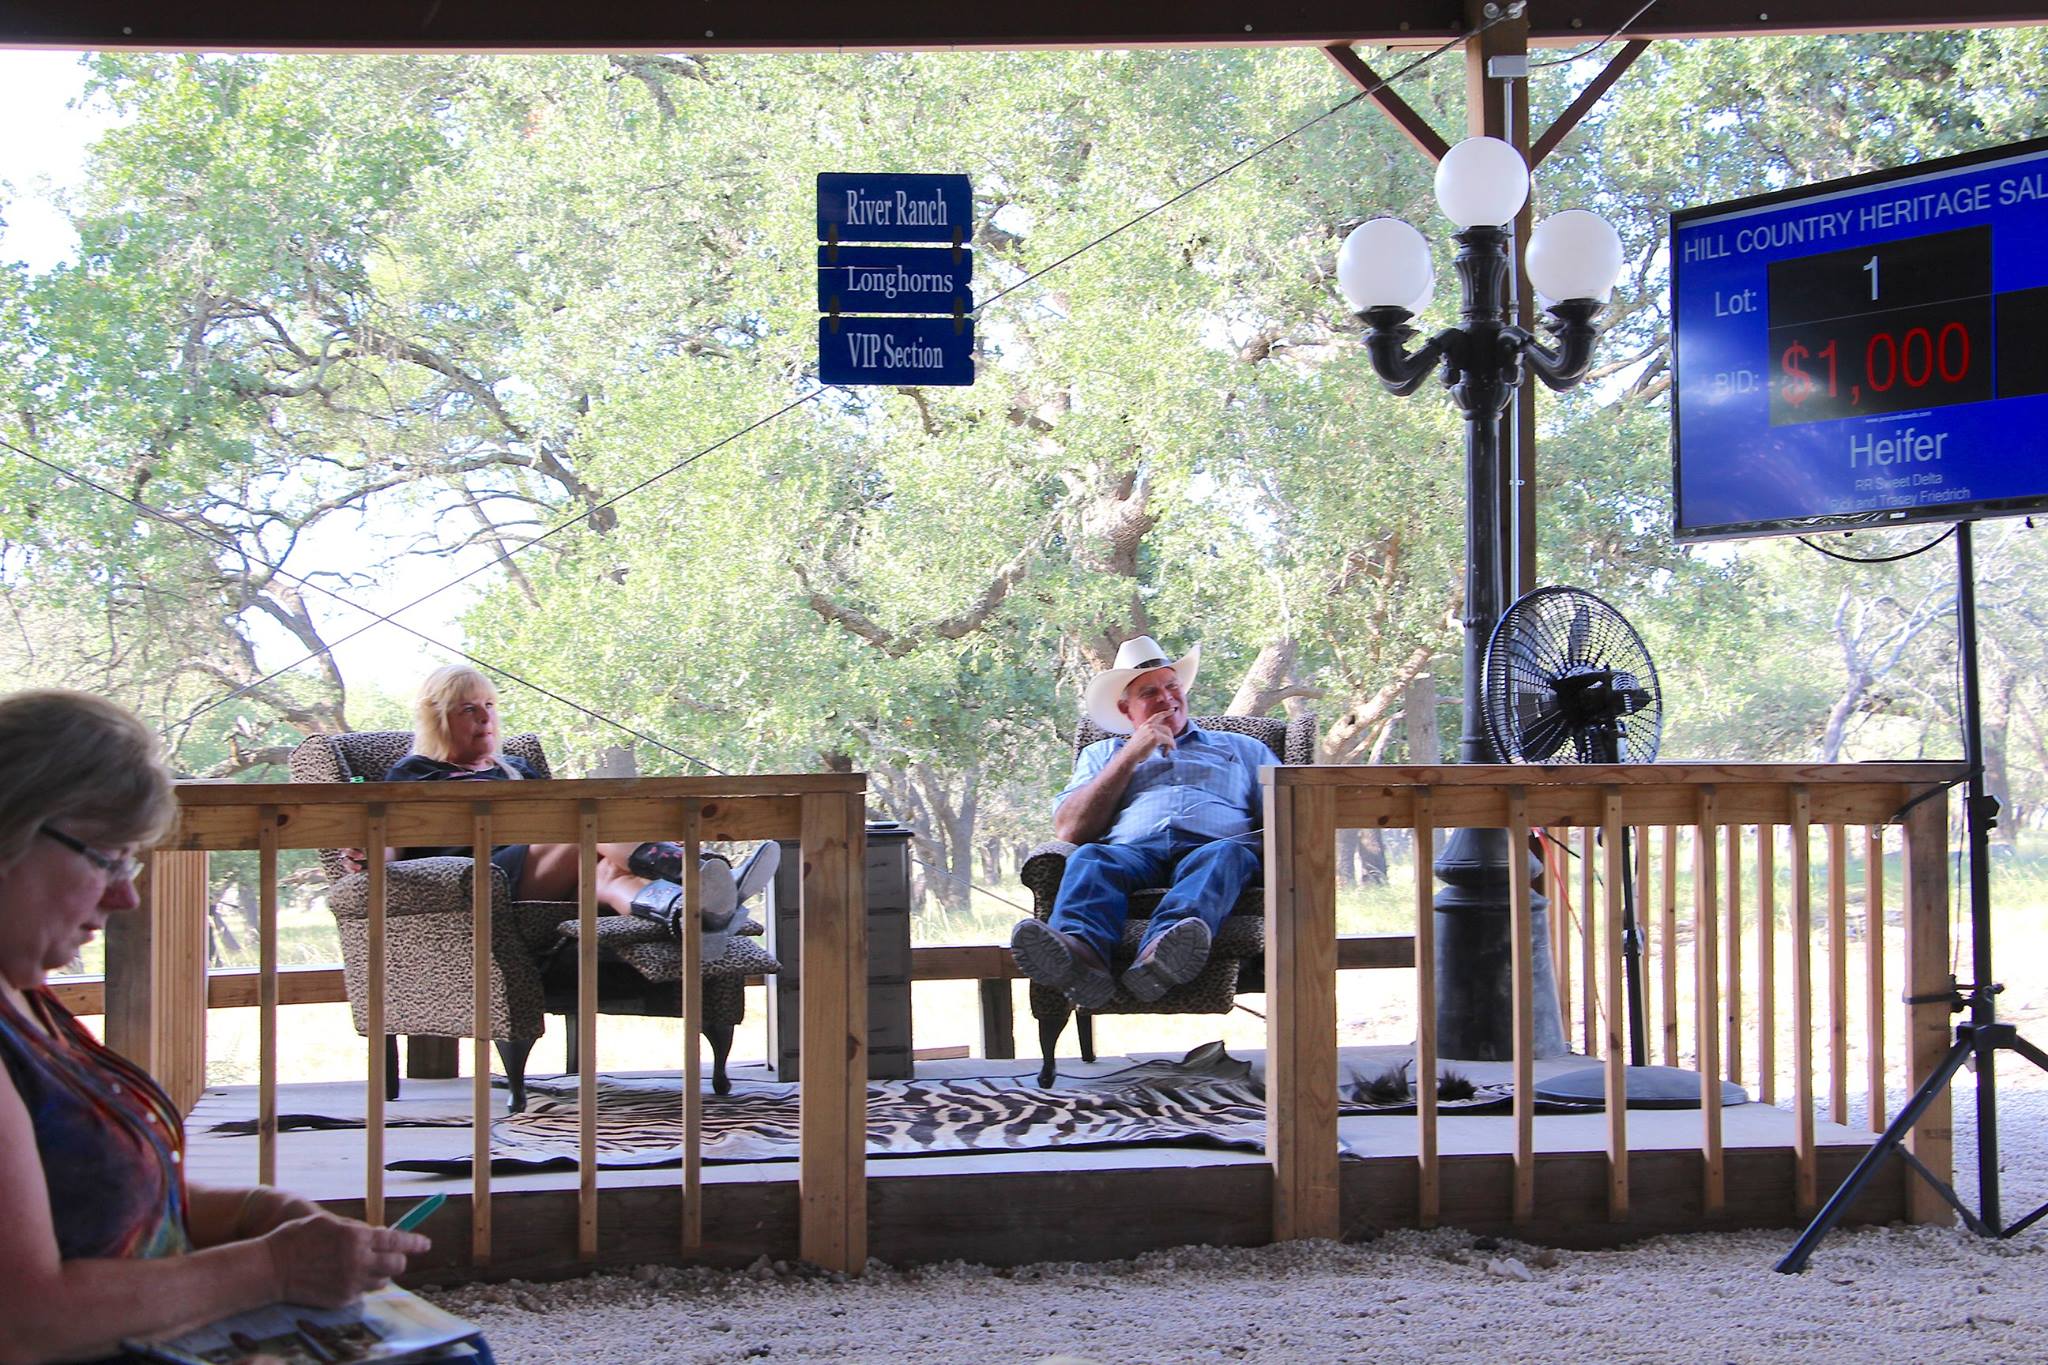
{"left": 1339, "top": 136, "right": 1623, "bottom": 1060}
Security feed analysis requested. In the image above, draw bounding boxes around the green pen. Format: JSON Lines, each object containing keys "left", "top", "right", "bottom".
{"left": 391, "top": 1192, "right": 446, "bottom": 1232}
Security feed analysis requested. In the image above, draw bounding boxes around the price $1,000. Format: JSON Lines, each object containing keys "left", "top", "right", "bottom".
{"left": 1780, "top": 323, "right": 1974, "bottom": 409}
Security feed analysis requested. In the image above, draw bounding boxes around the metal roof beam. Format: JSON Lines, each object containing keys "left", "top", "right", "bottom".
{"left": 1, "top": 1, "right": 2038, "bottom": 53}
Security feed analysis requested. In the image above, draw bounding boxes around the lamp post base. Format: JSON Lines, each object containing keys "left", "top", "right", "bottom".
{"left": 1433, "top": 826, "right": 1569, "bottom": 1061}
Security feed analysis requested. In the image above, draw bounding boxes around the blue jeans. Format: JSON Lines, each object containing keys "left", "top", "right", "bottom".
{"left": 1049, "top": 830, "right": 1261, "bottom": 968}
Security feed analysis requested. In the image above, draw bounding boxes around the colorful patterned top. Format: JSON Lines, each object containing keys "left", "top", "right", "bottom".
{"left": 0, "top": 986, "right": 192, "bottom": 1261}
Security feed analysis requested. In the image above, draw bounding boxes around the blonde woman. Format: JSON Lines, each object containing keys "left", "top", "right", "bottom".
{"left": 0, "top": 690, "right": 433, "bottom": 1363}
{"left": 345, "top": 665, "right": 732, "bottom": 935}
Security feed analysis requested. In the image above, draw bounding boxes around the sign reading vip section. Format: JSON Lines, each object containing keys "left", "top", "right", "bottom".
{"left": 816, "top": 173, "right": 975, "bottom": 387}
{"left": 818, "top": 316, "right": 976, "bottom": 386}
{"left": 1670, "top": 136, "right": 2048, "bottom": 541}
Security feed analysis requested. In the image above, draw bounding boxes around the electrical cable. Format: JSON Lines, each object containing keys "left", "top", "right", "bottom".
{"left": 910, "top": 856, "right": 1031, "bottom": 914}
{"left": 0, "top": 436, "right": 733, "bottom": 775}
{"left": 153, "top": 386, "right": 832, "bottom": 738}
{"left": 1527, "top": 0, "right": 1664, "bottom": 68}
{"left": 148, "top": 22, "right": 1498, "bottom": 740}
{"left": 15, "top": 28, "right": 1501, "bottom": 906}
{"left": 1797, "top": 525, "right": 1956, "bottom": 563}
{"left": 970, "top": 22, "right": 1492, "bottom": 318}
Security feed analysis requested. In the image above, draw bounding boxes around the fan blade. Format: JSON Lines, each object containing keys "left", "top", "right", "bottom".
{"left": 1567, "top": 601, "right": 1592, "bottom": 663}
{"left": 1506, "top": 633, "right": 1554, "bottom": 685}
{"left": 1516, "top": 699, "right": 1574, "bottom": 762}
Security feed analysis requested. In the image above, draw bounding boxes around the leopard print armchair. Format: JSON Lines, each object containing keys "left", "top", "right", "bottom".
{"left": 1018, "top": 712, "right": 1316, "bottom": 1087}
{"left": 289, "top": 731, "right": 779, "bottom": 1108}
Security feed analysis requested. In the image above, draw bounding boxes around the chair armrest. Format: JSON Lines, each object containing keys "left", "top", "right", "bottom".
{"left": 1019, "top": 840, "right": 1079, "bottom": 915}
{"left": 326, "top": 856, "right": 507, "bottom": 923}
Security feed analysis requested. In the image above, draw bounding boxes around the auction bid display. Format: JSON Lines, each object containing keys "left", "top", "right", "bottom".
{"left": 1671, "top": 137, "right": 2048, "bottom": 541}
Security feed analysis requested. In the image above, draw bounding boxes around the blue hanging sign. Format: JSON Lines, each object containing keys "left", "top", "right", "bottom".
{"left": 817, "top": 173, "right": 972, "bottom": 245}
{"left": 817, "top": 244, "right": 973, "bottom": 316}
{"left": 818, "top": 316, "right": 975, "bottom": 386}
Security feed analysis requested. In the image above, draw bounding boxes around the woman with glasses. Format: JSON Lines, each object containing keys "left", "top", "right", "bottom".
{"left": 0, "top": 689, "right": 432, "bottom": 1363}
{"left": 349, "top": 664, "right": 740, "bottom": 936}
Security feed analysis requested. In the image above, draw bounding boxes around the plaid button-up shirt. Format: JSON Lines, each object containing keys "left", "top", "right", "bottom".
{"left": 1056, "top": 723, "right": 1272, "bottom": 846}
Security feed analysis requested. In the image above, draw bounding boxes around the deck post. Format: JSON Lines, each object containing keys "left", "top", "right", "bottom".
{"left": 1900, "top": 792, "right": 1953, "bottom": 1223}
{"left": 798, "top": 790, "right": 868, "bottom": 1272}
{"left": 1264, "top": 772, "right": 1339, "bottom": 1242}
{"left": 107, "top": 849, "right": 209, "bottom": 1114}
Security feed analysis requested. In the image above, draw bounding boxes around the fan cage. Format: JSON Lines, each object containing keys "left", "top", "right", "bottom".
{"left": 1483, "top": 586, "right": 1662, "bottom": 765}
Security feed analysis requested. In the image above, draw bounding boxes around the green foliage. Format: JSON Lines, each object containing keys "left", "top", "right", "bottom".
{"left": 6, "top": 33, "right": 2048, "bottom": 912}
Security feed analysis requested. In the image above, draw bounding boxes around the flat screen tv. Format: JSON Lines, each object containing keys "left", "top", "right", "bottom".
{"left": 1670, "top": 136, "right": 2048, "bottom": 543}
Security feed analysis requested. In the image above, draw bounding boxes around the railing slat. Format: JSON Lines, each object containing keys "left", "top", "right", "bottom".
{"left": 1694, "top": 794, "right": 1724, "bottom": 1214}
{"left": 1633, "top": 824, "right": 1652, "bottom": 1069}
{"left": 1660, "top": 825, "right": 1680, "bottom": 1068}
{"left": 470, "top": 805, "right": 493, "bottom": 1264}
{"left": 1828, "top": 822, "right": 1849, "bottom": 1126}
{"left": 1789, "top": 789, "right": 1818, "bottom": 1215}
{"left": 1508, "top": 787, "right": 1536, "bottom": 1227}
{"left": 364, "top": 805, "right": 388, "bottom": 1227}
{"left": 1865, "top": 825, "right": 1886, "bottom": 1132}
{"left": 1547, "top": 828, "right": 1572, "bottom": 1044}
{"left": 1413, "top": 792, "right": 1438, "bottom": 1229}
{"left": 1724, "top": 825, "right": 1743, "bottom": 1085}
{"left": 681, "top": 809, "right": 704, "bottom": 1251}
{"left": 1579, "top": 823, "right": 1597, "bottom": 1056}
{"left": 1756, "top": 825, "right": 1777, "bottom": 1107}
{"left": 1602, "top": 790, "right": 1628, "bottom": 1221}
{"left": 578, "top": 803, "right": 600, "bottom": 1261}
{"left": 258, "top": 807, "right": 279, "bottom": 1186}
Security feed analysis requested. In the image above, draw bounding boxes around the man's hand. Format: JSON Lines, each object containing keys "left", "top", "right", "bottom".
{"left": 1126, "top": 712, "right": 1179, "bottom": 762}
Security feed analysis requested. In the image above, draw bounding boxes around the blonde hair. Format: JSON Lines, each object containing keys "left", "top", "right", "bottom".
{"left": 410, "top": 664, "right": 506, "bottom": 764}
{"left": 0, "top": 690, "right": 179, "bottom": 872}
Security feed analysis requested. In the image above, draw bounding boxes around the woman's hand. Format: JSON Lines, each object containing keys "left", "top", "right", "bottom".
{"left": 262, "top": 1213, "right": 429, "bottom": 1308}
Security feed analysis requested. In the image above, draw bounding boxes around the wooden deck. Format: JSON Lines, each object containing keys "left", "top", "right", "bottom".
{"left": 118, "top": 763, "right": 1959, "bottom": 1277}
{"left": 185, "top": 1048, "right": 1907, "bottom": 1282}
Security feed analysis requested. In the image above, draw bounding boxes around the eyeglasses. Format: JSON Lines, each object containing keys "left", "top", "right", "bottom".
{"left": 41, "top": 827, "right": 144, "bottom": 884}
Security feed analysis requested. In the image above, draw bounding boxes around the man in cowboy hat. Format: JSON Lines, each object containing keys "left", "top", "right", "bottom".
{"left": 1010, "top": 634, "right": 1273, "bottom": 1009}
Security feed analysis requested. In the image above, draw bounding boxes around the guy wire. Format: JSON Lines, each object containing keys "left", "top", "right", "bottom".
{"left": 1, "top": 437, "right": 732, "bottom": 776}
{"left": 90, "top": 25, "right": 1491, "bottom": 742}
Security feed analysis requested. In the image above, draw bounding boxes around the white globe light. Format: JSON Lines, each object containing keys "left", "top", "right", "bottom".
{"left": 1526, "top": 209, "right": 1625, "bottom": 302}
{"left": 1405, "top": 264, "right": 1435, "bottom": 316}
{"left": 1336, "top": 217, "right": 1433, "bottom": 312}
{"left": 1434, "top": 136, "right": 1530, "bottom": 229}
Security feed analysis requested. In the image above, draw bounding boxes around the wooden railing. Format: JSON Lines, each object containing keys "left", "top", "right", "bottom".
{"left": 1261, "top": 762, "right": 1962, "bottom": 1241}
{"left": 103, "top": 761, "right": 1959, "bottom": 1274}
{"left": 108, "top": 775, "right": 869, "bottom": 1273}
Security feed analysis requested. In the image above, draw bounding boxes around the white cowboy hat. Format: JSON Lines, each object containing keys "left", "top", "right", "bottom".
{"left": 1083, "top": 635, "right": 1201, "bottom": 736}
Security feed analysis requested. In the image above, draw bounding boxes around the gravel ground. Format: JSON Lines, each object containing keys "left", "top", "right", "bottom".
{"left": 429, "top": 1072, "right": 2048, "bottom": 1363}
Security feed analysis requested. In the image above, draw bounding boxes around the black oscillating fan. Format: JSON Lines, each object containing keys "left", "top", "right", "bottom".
{"left": 1483, "top": 587, "right": 1739, "bottom": 1108}
{"left": 1484, "top": 585, "right": 1661, "bottom": 769}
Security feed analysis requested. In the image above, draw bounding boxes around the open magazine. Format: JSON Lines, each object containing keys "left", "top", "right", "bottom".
{"left": 122, "top": 1284, "right": 482, "bottom": 1365}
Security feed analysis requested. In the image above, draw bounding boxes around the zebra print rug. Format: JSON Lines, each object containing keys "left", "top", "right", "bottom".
{"left": 386, "top": 1045, "right": 1513, "bottom": 1176}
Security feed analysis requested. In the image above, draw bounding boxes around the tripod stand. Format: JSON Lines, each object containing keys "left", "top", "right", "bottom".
{"left": 1778, "top": 519, "right": 2047, "bottom": 1272}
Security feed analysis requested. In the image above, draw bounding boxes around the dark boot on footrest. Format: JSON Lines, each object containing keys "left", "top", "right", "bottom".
{"left": 627, "top": 876, "right": 743, "bottom": 941}
{"left": 628, "top": 878, "right": 687, "bottom": 937}
{"left": 627, "top": 840, "right": 686, "bottom": 883}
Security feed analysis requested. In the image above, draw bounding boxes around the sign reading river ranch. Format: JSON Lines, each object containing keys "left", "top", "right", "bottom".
{"left": 817, "top": 173, "right": 975, "bottom": 387}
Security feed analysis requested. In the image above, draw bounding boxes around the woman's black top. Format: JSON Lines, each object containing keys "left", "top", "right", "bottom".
{"left": 382, "top": 753, "right": 542, "bottom": 879}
